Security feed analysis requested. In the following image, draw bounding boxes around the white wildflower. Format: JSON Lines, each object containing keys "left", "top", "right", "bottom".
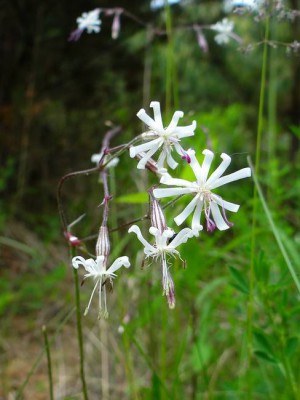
{"left": 77, "top": 9, "right": 101, "bottom": 34}
{"left": 211, "top": 18, "right": 234, "bottom": 45}
{"left": 72, "top": 255, "right": 130, "bottom": 318}
{"left": 130, "top": 101, "right": 196, "bottom": 170}
{"left": 224, "top": 0, "right": 263, "bottom": 13}
{"left": 153, "top": 149, "right": 251, "bottom": 233}
{"left": 151, "top": 0, "right": 181, "bottom": 10}
{"left": 91, "top": 152, "right": 119, "bottom": 168}
{"left": 128, "top": 225, "right": 196, "bottom": 308}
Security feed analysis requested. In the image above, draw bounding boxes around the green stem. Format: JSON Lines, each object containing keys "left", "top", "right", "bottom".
{"left": 246, "top": 16, "right": 269, "bottom": 395}
{"left": 248, "top": 157, "right": 300, "bottom": 294}
{"left": 16, "top": 307, "right": 75, "bottom": 400}
{"left": 72, "top": 247, "right": 89, "bottom": 400}
{"left": 42, "top": 325, "right": 54, "bottom": 400}
{"left": 165, "top": 1, "right": 179, "bottom": 113}
{"left": 267, "top": 19, "right": 277, "bottom": 199}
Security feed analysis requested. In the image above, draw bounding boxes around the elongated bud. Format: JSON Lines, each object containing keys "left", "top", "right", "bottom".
{"left": 149, "top": 188, "right": 166, "bottom": 234}
{"left": 111, "top": 9, "right": 122, "bottom": 40}
{"left": 96, "top": 225, "right": 110, "bottom": 262}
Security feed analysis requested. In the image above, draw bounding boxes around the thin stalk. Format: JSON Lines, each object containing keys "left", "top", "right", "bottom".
{"left": 248, "top": 157, "right": 300, "bottom": 293}
{"left": 247, "top": 16, "right": 269, "bottom": 395}
{"left": 16, "top": 307, "right": 75, "bottom": 400}
{"left": 164, "top": 1, "right": 179, "bottom": 113}
{"left": 121, "top": 328, "right": 140, "bottom": 400}
{"left": 72, "top": 247, "right": 89, "bottom": 400}
{"left": 42, "top": 325, "right": 54, "bottom": 400}
{"left": 267, "top": 19, "right": 278, "bottom": 199}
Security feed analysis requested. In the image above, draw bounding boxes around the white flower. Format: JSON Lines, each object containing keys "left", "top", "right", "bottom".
{"left": 151, "top": 0, "right": 181, "bottom": 10}
{"left": 128, "top": 225, "right": 196, "bottom": 308}
{"left": 72, "top": 255, "right": 130, "bottom": 318}
{"left": 211, "top": 18, "right": 234, "bottom": 45}
{"left": 153, "top": 149, "right": 251, "bottom": 232}
{"left": 130, "top": 101, "right": 196, "bottom": 170}
{"left": 224, "top": 0, "right": 262, "bottom": 13}
{"left": 69, "top": 9, "right": 102, "bottom": 41}
{"left": 77, "top": 9, "right": 101, "bottom": 34}
{"left": 91, "top": 153, "right": 119, "bottom": 168}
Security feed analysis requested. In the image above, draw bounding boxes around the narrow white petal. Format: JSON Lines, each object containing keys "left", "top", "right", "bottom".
{"left": 191, "top": 201, "right": 203, "bottom": 231}
{"left": 91, "top": 153, "right": 102, "bottom": 163}
{"left": 210, "top": 202, "right": 230, "bottom": 230}
{"left": 165, "top": 111, "right": 184, "bottom": 133}
{"left": 175, "top": 121, "right": 196, "bottom": 138}
{"left": 136, "top": 141, "right": 162, "bottom": 169}
{"left": 174, "top": 196, "right": 199, "bottom": 226}
{"left": 150, "top": 101, "right": 163, "bottom": 130}
{"left": 206, "top": 153, "right": 231, "bottom": 187}
{"left": 129, "top": 138, "right": 161, "bottom": 158}
{"left": 160, "top": 175, "right": 192, "bottom": 187}
{"left": 154, "top": 187, "right": 193, "bottom": 198}
{"left": 106, "top": 157, "right": 119, "bottom": 168}
{"left": 188, "top": 149, "right": 202, "bottom": 182}
{"left": 137, "top": 109, "right": 157, "bottom": 131}
{"left": 212, "top": 194, "right": 240, "bottom": 212}
{"left": 107, "top": 256, "right": 130, "bottom": 275}
{"left": 128, "top": 225, "right": 156, "bottom": 252}
{"left": 72, "top": 256, "right": 86, "bottom": 269}
{"left": 149, "top": 226, "right": 160, "bottom": 237}
{"left": 210, "top": 167, "right": 252, "bottom": 189}
{"left": 156, "top": 150, "right": 167, "bottom": 170}
{"left": 201, "top": 149, "right": 214, "bottom": 184}
{"left": 168, "top": 228, "right": 194, "bottom": 248}
{"left": 166, "top": 152, "right": 178, "bottom": 169}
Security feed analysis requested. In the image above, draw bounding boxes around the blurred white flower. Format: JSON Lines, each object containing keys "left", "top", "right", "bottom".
{"left": 224, "top": 0, "right": 262, "bottom": 13}
{"left": 153, "top": 149, "right": 251, "bottom": 232}
{"left": 91, "top": 152, "right": 119, "bottom": 168}
{"left": 130, "top": 101, "right": 196, "bottom": 170}
{"left": 151, "top": 0, "right": 181, "bottom": 10}
{"left": 128, "top": 225, "right": 195, "bottom": 308}
{"left": 69, "top": 9, "right": 101, "bottom": 41}
{"left": 72, "top": 255, "right": 130, "bottom": 318}
{"left": 211, "top": 18, "right": 234, "bottom": 45}
{"left": 77, "top": 9, "right": 101, "bottom": 33}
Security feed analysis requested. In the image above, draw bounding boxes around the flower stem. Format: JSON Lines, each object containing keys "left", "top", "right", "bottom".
{"left": 72, "top": 247, "right": 89, "bottom": 400}
{"left": 247, "top": 15, "right": 269, "bottom": 395}
{"left": 165, "top": 1, "right": 179, "bottom": 113}
{"left": 42, "top": 325, "right": 54, "bottom": 400}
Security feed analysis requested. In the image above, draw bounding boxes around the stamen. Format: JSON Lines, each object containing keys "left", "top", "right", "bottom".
{"left": 84, "top": 279, "right": 99, "bottom": 316}
{"left": 204, "top": 203, "right": 216, "bottom": 232}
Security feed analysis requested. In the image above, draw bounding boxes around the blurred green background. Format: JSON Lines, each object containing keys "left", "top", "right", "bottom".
{"left": 0, "top": 0, "right": 300, "bottom": 399}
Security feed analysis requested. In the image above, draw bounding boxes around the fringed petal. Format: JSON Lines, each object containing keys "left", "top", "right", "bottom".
{"left": 174, "top": 196, "right": 199, "bottom": 226}
{"left": 206, "top": 153, "right": 231, "bottom": 187}
{"left": 210, "top": 202, "right": 230, "bottom": 230}
{"left": 210, "top": 167, "right": 252, "bottom": 189}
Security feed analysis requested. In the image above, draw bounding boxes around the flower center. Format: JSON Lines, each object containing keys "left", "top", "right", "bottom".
{"left": 197, "top": 187, "right": 212, "bottom": 202}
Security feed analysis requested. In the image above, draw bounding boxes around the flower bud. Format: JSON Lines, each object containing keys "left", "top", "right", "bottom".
{"left": 149, "top": 188, "right": 166, "bottom": 234}
{"left": 64, "top": 231, "right": 81, "bottom": 247}
{"left": 96, "top": 225, "right": 110, "bottom": 262}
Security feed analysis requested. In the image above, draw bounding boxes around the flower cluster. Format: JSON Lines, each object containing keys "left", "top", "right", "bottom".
{"left": 68, "top": 101, "right": 251, "bottom": 316}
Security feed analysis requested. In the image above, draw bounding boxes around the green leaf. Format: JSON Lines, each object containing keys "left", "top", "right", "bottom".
{"left": 228, "top": 266, "right": 249, "bottom": 294}
{"left": 253, "top": 330, "right": 274, "bottom": 355}
{"left": 254, "top": 251, "right": 269, "bottom": 283}
{"left": 254, "top": 350, "right": 277, "bottom": 364}
{"left": 115, "top": 192, "right": 148, "bottom": 204}
{"left": 285, "top": 337, "right": 298, "bottom": 357}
